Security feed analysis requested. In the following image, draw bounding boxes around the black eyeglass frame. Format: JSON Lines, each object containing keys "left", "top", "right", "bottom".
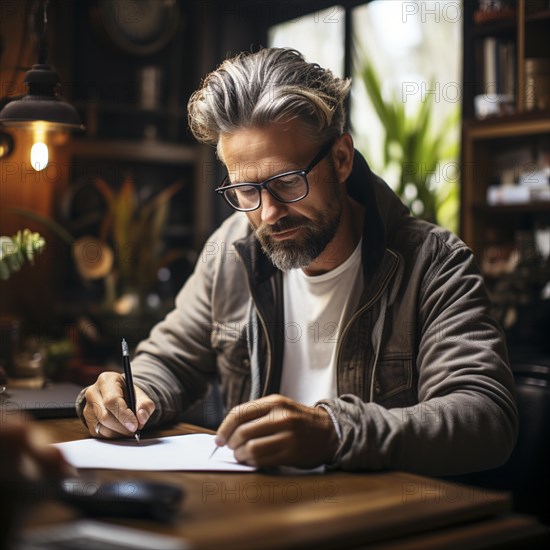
{"left": 214, "top": 138, "right": 336, "bottom": 212}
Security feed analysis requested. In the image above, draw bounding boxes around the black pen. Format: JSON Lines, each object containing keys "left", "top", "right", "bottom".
{"left": 121, "top": 338, "right": 140, "bottom": 443}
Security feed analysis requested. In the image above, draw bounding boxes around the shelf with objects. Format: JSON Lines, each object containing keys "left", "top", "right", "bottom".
{"left": 461, "top": 0, "right": 550, "bottom": 355}
{"left": 34, "top": 0, "right": 211, "bottom": 381}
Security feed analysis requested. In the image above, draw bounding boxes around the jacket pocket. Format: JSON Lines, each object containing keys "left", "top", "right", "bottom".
{"left": 373, "top": 354, "right": 417, "bottom": 408}
{"left": 210, "top": 321, "right": 251, "bottom": 408}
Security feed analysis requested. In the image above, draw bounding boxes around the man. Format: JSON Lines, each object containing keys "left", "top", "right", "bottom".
{"left": 78, "top": 48, "right": 517, "bottom": 475}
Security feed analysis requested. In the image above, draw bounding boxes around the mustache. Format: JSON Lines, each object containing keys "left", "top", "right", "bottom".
{"left": 256, "top": 216, "right": 309, "bottom": 237}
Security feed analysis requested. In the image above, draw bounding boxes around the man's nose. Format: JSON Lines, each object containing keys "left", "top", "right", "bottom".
{"left": 260, "top": 189, "right": 286, "bottom": 225}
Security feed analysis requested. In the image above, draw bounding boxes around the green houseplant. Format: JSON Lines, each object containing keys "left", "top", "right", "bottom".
{"left": 357, "top": 57, "right": 460, "bottom": 231}
{"left": 0, "top": 229, "right": 45, "bottom": 280}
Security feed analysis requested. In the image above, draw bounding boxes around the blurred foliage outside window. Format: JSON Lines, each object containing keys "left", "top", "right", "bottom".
{"left": 351, "top": 1, "right": 462, "bottom": 232}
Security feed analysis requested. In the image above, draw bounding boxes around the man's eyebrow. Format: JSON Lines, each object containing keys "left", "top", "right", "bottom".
{"left": 225, "top": 160, "right": 302, "bottom": 184}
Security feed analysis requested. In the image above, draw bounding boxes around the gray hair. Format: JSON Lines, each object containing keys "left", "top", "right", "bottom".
{"left": 187, "top": 48, "right": 351, "bottom": 150}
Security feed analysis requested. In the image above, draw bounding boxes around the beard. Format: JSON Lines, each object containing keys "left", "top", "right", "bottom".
{"left": 252, "top": 171, "right": 343, "bottom": 272}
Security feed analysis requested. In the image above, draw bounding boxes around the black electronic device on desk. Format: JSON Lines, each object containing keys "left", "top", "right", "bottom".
{"left": 57, "top": 479, "right": 185, "bottom": 522}
{"left": 12, "top": 479, "right": 185, "bottom": 549}
{"left": 0, "top": 383, "right": 83, "bottom": 419}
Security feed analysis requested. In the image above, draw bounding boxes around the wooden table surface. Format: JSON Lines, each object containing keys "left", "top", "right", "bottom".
{"left": 20, "top": 418, "right": 547, "bottom": 550}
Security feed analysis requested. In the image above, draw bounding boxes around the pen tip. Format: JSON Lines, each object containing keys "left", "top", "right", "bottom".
{"left": 122, "top": 338, "right": 129, "bottom": 356}
{"left": 135, "top": 433, "right": 140, "bottom": 444}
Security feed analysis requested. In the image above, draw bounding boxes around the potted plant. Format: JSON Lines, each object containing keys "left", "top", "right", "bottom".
{"left": 16, "top": 173, "right": 184, "bottom": 314}
{"left": 0, "top": 229, "right": 46, "bottom": 379}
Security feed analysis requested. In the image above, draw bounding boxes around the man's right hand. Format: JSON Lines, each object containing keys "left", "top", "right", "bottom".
{"left": 83, "top": 372, "right": 155, "bottom": 439}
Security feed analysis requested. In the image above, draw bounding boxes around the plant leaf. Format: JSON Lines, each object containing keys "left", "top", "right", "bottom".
{"left": 12, "top": 208, "right": 74, "bottom": 244}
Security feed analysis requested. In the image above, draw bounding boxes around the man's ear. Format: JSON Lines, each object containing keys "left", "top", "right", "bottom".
{"left": 332, "top": 133, "right": 354, "bottom": 184}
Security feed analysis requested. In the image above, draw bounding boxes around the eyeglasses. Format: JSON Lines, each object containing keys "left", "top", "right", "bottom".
{"left": 215, "top": 139, "right": 335, "bottom": 212}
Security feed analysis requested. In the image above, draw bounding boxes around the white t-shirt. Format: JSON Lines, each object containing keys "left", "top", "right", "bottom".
{"left": 280, "top": 239, "right": 364, "bottom": 406}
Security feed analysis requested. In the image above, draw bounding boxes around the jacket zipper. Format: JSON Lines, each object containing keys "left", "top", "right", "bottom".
{"left": 335, "top": 250, "right": 399, "bottom": 398}
{"left": 241, "top": 272, "right": 274, "bottom": 398}
{"left": 254, "top": 302, "right": 273, "bottom": 396}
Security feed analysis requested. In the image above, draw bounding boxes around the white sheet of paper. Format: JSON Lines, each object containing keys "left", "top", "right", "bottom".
{"left": 53, "top": 434, "right": 256, "bottom": 472}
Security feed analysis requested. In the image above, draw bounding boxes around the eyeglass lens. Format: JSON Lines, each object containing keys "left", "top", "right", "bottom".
{"left": 225, "top": 173, "right": 307, "bottom": 210}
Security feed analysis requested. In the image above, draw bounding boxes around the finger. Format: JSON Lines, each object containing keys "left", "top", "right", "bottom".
{"left": 83, "top": 385, "right": 118, "bottom": 437}
{"left": 225, "top": 401, "right": 310, "bottom": 450}
{"left": 83, "top": 384, "right": 134, "bottom": 438}
{"left": 234, "top": 431, "right": 290, "bottom": 467}
{"left": 98, "top": 373, "right": 155, "bottom": 432}
{"left": 134, "top": 386, "right": 155, "bottom": 428}
{"left": 93, "top": 417, "right": 128, "bottom": 439}
{"left": 103, "top": 393, "right": 138, "bottom": 432}
{"left": 98, "top": 373, "right": 139, "bottom": 431}
{"left": 82, "top": 386, "right": 106, "bottom": 436}
{"left": 216, "top": 395, "right": 287, "bottom": 446}
{"left": 226, "top": 409, "right": 284, "bottom": 450}
{"left": 96, "top": 408, "right": 136, "bottom": 438}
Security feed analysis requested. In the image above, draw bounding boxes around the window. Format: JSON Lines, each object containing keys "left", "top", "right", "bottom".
{"left": 268, "top": 6, "right": 346, "bottom": 78}
{"left": 269, "top": 1, "right": 462, "bottom": 231}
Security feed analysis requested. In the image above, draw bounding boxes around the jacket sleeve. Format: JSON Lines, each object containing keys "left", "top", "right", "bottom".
{"left": 319, "top": 243, "right": 518, "bottom": 476}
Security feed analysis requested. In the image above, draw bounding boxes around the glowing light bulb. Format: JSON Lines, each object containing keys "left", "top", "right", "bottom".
{"left": 31, "top": 142, "right": 49, "bottom": 171}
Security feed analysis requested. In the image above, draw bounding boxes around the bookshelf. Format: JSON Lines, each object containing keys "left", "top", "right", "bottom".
{"left": 461, "top": 0, "right": 550, "bottom": 353}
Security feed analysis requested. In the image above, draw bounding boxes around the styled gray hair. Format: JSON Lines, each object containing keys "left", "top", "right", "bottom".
{"left": 187, "top": 48, "right": 351, "bottom": 149}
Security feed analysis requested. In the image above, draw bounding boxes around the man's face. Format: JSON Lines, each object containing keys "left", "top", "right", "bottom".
{"left": 218, "top": 122, "right": 346, "bottom": 271}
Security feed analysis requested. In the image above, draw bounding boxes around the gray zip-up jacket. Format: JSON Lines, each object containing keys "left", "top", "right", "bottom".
{"left": 77, "top": 151, "right": 517, "bottom": 476}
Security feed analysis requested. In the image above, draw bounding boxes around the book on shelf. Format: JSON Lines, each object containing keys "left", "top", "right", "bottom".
{"left": 525, "top": 58, "right": 550, "bottom": 112}
{"left": 487, "top": 184, "right": 550, "bottom": 206}
{"left": 475, "top": 36, "right": 516, "bottom": 118}
{"left": 482, "top": 37, "right": 515, "bottom": 97}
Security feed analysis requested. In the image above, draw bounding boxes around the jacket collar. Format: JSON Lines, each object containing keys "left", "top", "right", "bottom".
{"left": 346, "top": 149, "right": 386, "bottom": 280}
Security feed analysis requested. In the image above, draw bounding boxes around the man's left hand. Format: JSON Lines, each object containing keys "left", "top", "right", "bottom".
{"left": 214, "top": 394, "right": 339, "bottom": 468}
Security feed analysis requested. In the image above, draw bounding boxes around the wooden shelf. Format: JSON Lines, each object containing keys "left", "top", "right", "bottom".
{"left": 472, "top": 17, "right": 516, "bottom": 38}
{"left": 463, "top": 114, "right": 550, "bottom": 140}
{"left": 525, "top": 8, "right": 550, "bottom": 23}
{"left": 473, "top": 8, "right": 516, "bottom": 26}
{"left": 75, "top": 100, "right": 187, "bottom": 119}
{"left": 473, "top": 202, "right": 550, "bottom": 214}
{"left": 68, "top": 138, "right": 198, "bottom": 165}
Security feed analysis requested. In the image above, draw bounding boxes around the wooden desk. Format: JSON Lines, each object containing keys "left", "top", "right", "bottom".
{"left": 21, "top": 418, "right": 547, "bottom": 549}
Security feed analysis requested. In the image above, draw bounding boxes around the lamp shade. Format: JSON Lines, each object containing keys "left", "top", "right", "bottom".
{"left": 0, "top": 64, "right": 84, "bottom": 132}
